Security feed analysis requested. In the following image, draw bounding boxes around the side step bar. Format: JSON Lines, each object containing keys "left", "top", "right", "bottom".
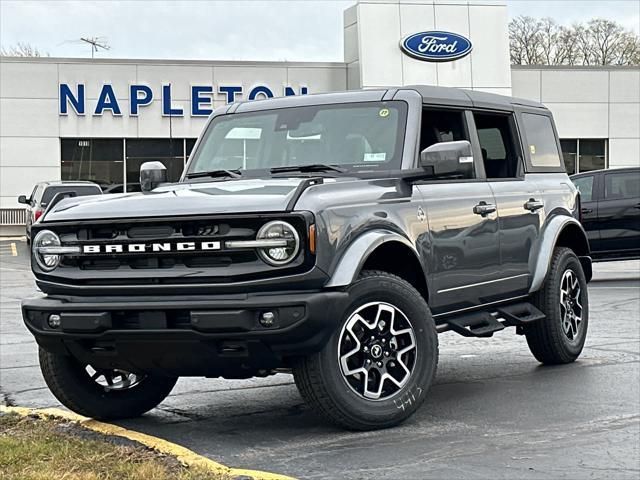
{"left": 436, "top": 302, "right": 545, "bottom": 338}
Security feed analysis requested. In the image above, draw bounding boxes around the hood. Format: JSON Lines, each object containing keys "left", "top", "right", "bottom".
{"left": 43, "top": 178, "right": 315, "bottom": 222}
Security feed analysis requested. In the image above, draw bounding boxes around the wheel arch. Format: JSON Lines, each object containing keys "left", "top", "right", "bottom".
{"left": 530, "top": 216, "right": 592, "bottom": 293}
{"left": 325, "top": 230, "right": 429, "bottom": 302}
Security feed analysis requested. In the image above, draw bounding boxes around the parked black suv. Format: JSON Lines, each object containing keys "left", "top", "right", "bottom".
{"left": 571, "top": 167, "right": 640, "bottom": 261}
{"left": 23, "top": 86, "right": 592, "bottom": 430}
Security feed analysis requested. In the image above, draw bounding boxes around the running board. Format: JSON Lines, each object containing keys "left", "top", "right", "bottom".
{"left": 495, "top": 303, "right": 545, "bottom": 326}
{"left": 444, "top": 312, "right": 505, "bottom": 338}
{"left": 436, "top": 301, "right": 545, "bottom": 337}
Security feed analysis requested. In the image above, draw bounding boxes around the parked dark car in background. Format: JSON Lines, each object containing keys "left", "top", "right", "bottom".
{"left": 18, "top": 181, "right": 103, "bottom": 240}
{"left": 571, "top": 167, "right": 640, "bottom": 261}
{"left": 102, "top": 183, "right": 142, "bottom": 194}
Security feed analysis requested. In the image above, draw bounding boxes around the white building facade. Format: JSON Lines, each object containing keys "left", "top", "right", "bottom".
{"left": 1, "top": 0, "right": 638, "bottom": 225}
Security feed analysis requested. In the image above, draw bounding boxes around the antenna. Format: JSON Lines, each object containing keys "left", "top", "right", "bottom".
{"left": 79, "top": 37, "right": 110, "bottom": 58}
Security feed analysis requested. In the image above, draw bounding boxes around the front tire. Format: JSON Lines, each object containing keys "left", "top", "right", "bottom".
{"left": 293, "top": 270, "right": 438, "bottom": 430}
{"left": 39, "top": 348, "right": 177, "bottom": 420}
{"left": 525, "top": 247, "right": 589, "bottom": 364}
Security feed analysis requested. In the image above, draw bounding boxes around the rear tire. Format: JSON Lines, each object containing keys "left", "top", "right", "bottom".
{"left": 525, "top": 247, "right": 589, "bottom": 365}
{"left": 39, "top": 348, "right": 177, "bottom": 420}
{"left": 293, "top": 270, "right": 438, "bottom": 430}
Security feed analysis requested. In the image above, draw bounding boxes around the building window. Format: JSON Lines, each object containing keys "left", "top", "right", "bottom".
{"left": 560, "top": 139, "right": 607, "bottom": 174}
{"left": 560, "top": 139, "right": 577, "bottom": 175}
{"left": 125, "top": 139, "right": 185, "bottom": 186}
{"left": 61, "top": 138, "right": 192, "bottom": 193}
{"left": 578, "top": 139, "right": 607, "bottom": 172}
{"left": 61, "top": 139, "right": 124, "bottom": 188}
{"left": 186, "top": 139, "right": 198, "bottom": 158}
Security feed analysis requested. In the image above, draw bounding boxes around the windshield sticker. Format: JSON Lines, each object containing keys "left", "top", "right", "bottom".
{"left": 378, "top": 108, "right": 389, "bottom": 118}
{"left": 363, "top": 152, "right": 387, "bottom": 162}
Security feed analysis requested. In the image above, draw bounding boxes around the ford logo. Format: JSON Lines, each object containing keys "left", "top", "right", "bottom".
{"left": 400, "top": 31, "right": 472, "bottom": 62}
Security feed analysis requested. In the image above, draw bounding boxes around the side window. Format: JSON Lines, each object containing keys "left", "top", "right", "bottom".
{"left": 474, "top": 113, "right": 520, "bottom": 178}
{"left": 572, "top": 175, "right": 595, "bottom": 202}
{"left": 604, "top": 171, "right": 640, "bottom": 201}
{"left": 419, "top": 109, "right": 468, "bottom": 152}
{"left": 29, "top": 185, "right": 39, "bottom": 202}
{"left": 522, "top": 113, "right": 562, "bottom": 168}
{"left": 33, "top": 185, "right": 44, "bottom": 205}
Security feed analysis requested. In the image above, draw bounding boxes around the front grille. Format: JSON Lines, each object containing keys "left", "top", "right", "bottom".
{"left": 35, "top": 214, "right": 314, "bottom": 288}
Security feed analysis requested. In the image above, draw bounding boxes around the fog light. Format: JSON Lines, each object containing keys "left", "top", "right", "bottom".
{"left": 48, "top": 314, "right": 61, "bottom": 329}
{"left": 260, "top": 311, "right": 275, "bottom": 327}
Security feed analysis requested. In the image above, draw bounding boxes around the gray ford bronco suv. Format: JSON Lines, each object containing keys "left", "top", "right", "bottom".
{"left": 23, "top": 86, "right": 592, "bottom": 430}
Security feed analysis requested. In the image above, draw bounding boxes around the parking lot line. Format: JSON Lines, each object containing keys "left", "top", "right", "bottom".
{"left": 0, "top": 405, "right": 296, "bottom": 480}
{"left": 0, "top": 242, "right": 18, "bottom": 257}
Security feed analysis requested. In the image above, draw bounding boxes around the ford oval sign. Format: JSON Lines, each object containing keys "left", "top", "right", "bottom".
{"left": 400, "top": 31, "right": 472, "bottom": 62}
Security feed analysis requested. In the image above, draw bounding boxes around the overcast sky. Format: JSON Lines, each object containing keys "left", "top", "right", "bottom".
{"left": 1, "top": 1, "right": 638, "bottom": 62}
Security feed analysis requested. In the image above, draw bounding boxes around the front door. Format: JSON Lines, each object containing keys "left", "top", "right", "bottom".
{"left": 417, "top": 182, "right": 501, "bottom": 313}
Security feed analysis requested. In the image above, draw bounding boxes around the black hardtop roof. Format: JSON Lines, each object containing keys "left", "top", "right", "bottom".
{"left": 402, "top": 84, "right": 545, "bottom": 110}
{"left": 231, "top": 84, "right": 546, "bottom": 113}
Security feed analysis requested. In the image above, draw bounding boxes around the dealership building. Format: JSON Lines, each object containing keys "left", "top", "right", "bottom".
{"left": 1, "top": 0, "right": 638, "bottom": 230}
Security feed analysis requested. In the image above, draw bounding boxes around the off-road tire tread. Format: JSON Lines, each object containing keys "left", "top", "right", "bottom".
{"left": 293, "top": 270, "right": 438, "bottom": 430}
{"left": 526, "top": 247, "right": 586, "bottom": 365}
{"left": 39, "top": 348, "right": 177, "bottom": 420}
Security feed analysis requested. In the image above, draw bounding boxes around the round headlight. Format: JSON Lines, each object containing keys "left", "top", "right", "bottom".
{"left": 256, "top": 221, "right": 300, "bottom": 266}
{"left": 33, "top": 229, "right": 61, "bottom": 271}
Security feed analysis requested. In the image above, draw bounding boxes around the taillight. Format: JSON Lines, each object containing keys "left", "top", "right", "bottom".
{"left": 34, "top": 210, "right": 43, "bottom": 222}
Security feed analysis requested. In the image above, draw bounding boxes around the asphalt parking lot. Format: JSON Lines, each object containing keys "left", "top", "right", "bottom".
{"left": 1, "top": 238, "right": 639, "bottom": 479}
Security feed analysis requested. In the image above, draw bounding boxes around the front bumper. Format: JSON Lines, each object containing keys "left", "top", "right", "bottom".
{"left": 22, "top": 289, "right": 349, "bottom": 378}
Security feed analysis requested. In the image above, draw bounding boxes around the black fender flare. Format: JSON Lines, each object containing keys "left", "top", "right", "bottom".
{"left": 529, "top": 216, "right": 591, "bottom": 293}
{"left": 325, "top": 230, "right": 424, "bottom": 288}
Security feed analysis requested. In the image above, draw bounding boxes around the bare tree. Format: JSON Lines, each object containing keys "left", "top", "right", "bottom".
{"left": 0, "top": 42, "right": 49, "bottom": 57}
{"left": 509, "top": 16, "right": 639, "bottom": 66}
{"left": 509, "top": 16, "right": 543, "bottom": 65}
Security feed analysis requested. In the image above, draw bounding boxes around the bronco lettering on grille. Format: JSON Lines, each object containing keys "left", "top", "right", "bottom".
{"left": 82, "top": 241, "right": 221, "bottom": 254}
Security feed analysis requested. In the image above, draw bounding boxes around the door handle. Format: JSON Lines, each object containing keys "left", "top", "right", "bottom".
{"left": 473, "top": 201, "right": 496, "bottom": 217}
{"left": 581, "top": 207, "right": 593, "bottom": 214}
{"left": 634, "top": 203, "right": 640, "bottom": 210}
{"left": 524, "top": 199, "right": 544, "bottom": 212}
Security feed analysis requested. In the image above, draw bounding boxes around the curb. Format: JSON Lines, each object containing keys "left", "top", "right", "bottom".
{"left": 0, "top": 405, "right": 296, "bottom": 480}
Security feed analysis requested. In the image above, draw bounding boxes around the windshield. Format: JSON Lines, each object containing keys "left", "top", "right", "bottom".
{"left": 186, "top": 101, "right": 408, "bottom": 176}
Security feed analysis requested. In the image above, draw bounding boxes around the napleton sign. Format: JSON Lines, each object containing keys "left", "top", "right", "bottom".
{"left": 59, "top": 83, "right": 309, "bottom": 117}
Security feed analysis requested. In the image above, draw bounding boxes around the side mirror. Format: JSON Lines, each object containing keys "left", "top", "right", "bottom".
{"left": 140, "top": 161, "right": 167, "bottom": 192}
{"left": 17, "top": 195, "right": 28, "bottom": 205}
{"left": 420, "top": 140, "right": 474, "bottom": 178}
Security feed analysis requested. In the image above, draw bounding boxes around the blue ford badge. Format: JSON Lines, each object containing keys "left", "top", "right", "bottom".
{"left": 400, "top": 31, "right": 472, "bottom": 62}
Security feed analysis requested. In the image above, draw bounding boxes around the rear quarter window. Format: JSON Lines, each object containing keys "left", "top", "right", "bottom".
{"left": 522, "top": 113, "right": 562, "bottom": 168}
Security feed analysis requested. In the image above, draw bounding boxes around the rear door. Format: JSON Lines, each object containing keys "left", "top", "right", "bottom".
{"left": 572, "top": 173, "right": 600, "bottom": 252}
{"left": 472, "top": 110, "right": 542, "bottom": 298}
{"left": 598, "top": 169, "right": 640, "bottom": 255}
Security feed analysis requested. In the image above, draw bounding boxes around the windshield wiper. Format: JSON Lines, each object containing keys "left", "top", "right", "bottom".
{"left": 185, "top": 169, "right": 242, "bottom": 179}
{"left": 270, "top": 164, "right": 346, "bottom": 175}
